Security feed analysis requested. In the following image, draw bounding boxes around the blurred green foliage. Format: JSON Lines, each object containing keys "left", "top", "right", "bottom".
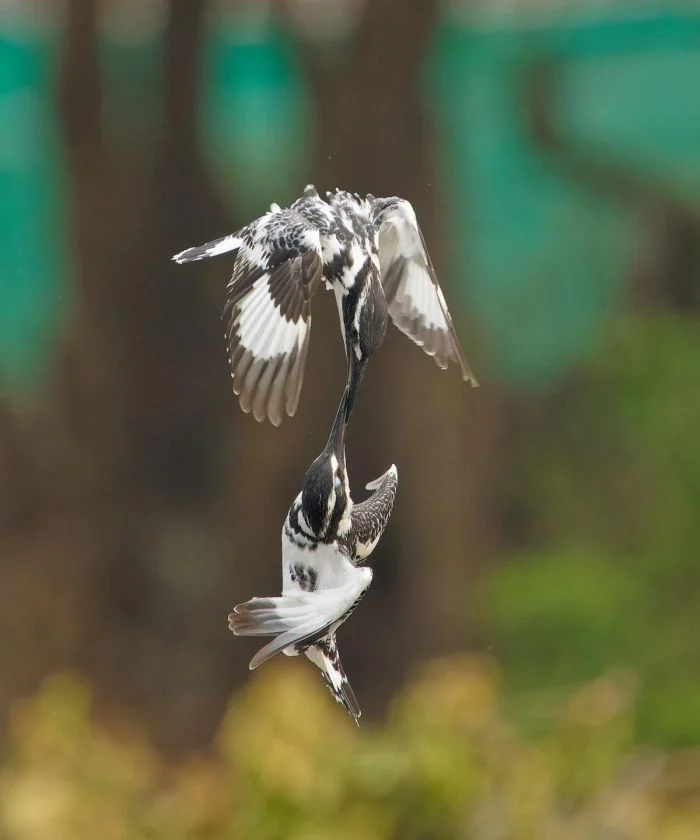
{"left": 3, "top": 658, "right": 700, "bottom": 840}
{"left": 480, "top": 315, "right": 700, "bottom": 746}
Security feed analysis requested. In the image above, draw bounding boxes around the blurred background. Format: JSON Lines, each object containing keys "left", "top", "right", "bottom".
{"left": 1, "top": 0, "right": 699, "bottom": 836}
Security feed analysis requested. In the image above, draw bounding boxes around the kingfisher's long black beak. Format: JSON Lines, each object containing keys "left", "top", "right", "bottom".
{"left": 344, "top": 354, "right": 366, "bottom": 425}
{"left": 323, "top": 387, "right": 349, "bottom": 458}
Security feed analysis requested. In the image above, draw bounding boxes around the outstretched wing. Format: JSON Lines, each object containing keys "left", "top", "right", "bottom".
{"left": 175, "top": 209, "right": 324, "bottom": 425}
{"left": 223, "top": 215, "right": 324, "bottom": 425}
{"left": 376, "top": 199, "right": 478, "bottom": 386}
{"left": 345, "top": 464, "right": 398, "bottom": 562}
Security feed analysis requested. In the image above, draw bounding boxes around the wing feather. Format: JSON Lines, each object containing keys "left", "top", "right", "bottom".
{"left": 376, "top": 199, "right": 478, "bottom": 386}
{"left": 345, "top": 465, "right": 399, "bottom": 561}
{"left": 220, "top": 212, "right": 323, "bottom": 423}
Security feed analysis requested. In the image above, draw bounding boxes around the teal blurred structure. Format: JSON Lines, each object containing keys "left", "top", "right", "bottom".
{"left": 426, "top": 6, "right": 700, "bottom": 388}
{"left": 0, "top": 10, "right": 68, "bottom": 390}
{"left": 201, "top": 9, "right": 312, "bottom": 216}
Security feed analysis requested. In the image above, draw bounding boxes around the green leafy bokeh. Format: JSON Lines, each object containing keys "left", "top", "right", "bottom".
{"left": 480, "top": 316, "right": 700, "bottom": 746}
{"left": 3, "top": 660, "right": 700, "bottom": 840}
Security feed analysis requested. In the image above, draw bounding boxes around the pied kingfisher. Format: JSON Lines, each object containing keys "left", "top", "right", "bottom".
{"left": 228, "top": 387, "right": 398, "bottom": 723}
{"left": 173, "top": 185, "right": 478, "bottom": 426}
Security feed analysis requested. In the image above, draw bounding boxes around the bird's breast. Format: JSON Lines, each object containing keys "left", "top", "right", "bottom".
{"left": 282, "top": 540, "right": 359, "bottom": 593}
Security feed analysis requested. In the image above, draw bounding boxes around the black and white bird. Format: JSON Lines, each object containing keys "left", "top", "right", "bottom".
{"left": 173, "top": 185, "right": 477, "bottom": 426}
{"left": 228, "top": 388, "right": 398, "bottom": 723}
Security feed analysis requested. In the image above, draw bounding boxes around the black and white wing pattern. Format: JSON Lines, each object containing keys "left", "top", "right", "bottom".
{"left": 374, "top": 198, "right": 478, "bottom": 386}
{"left": 223, "top": 225, "right": 323, "bottom": 426}
{"left": 175, "top": 208, "right": 324, "bottom": 425}
{"left": 341, "top": 464, "right": 398, "bottom": 562}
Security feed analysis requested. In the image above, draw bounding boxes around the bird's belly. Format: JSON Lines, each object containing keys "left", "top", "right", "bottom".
{"left": 303, "top": 543, "right": 357, "bottom": 589}
{"left": 281, "top": 539, "right": 364, "bottom": 593}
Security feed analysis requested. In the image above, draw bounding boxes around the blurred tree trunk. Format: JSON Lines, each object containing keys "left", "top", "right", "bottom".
{"left": 55, "top": 0, "right": 248, "bottom": 751}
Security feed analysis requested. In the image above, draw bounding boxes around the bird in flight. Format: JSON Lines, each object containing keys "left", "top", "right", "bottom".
{"left": 173, "top": 185, "right": 478, "bottom": 426}
{"left": 228, "top": 387, "right": 398, "bottom": 723}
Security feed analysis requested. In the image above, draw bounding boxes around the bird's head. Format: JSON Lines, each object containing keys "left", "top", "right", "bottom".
{"left": 301, "top": 451, "right": 350, "bottom": 540}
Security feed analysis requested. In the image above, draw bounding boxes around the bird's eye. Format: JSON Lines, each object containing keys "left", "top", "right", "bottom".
{"left": 334, "top": 475, "right": 342, "bottom": 491}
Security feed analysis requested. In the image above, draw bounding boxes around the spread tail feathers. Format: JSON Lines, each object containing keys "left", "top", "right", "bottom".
{"left": 305, "top": 635, "right": 361, "bottom": 724}
{"left": 172, "top": 234, "right": 242, "bottom": 263}
{"left": 228, "top": 572, "right": 372, "bottom": 670}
